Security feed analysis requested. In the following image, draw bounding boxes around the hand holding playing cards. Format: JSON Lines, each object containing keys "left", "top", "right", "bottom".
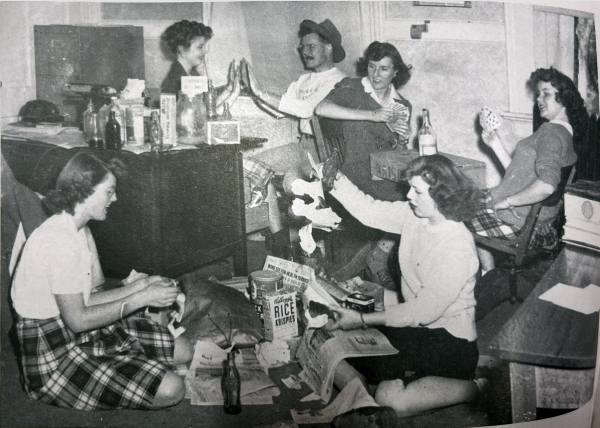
{"left": 372, "top": 108, "right": 399, "bottom": 123}
{"left": 322, "top": 149, "right": 343, "bottom": 192}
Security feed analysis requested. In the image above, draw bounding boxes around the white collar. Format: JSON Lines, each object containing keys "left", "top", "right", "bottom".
{"left": 550, "top": 119, "right": 573, "bottom": 136}
{"left": 361, "top": 77, "right": 399, "bottom": 106}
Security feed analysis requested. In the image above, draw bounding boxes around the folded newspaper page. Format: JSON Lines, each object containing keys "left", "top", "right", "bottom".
{"left": 185, "top": 342, "right": 279, "bottom": 406}
{"left": 296, "top": 328, "right": 398, "bottom": 403}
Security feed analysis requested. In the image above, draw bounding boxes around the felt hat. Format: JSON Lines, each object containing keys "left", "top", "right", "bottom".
{"left": 300, "top": 19, "right": 346, "bottom": 63}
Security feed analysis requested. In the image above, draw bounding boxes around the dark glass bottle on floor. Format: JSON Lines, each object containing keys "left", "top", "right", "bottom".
{"left": 105, "top": 111, "right": 122, "bottom": 150}
{"left": 222, "top": 351, "right": 242, "bottom": 414}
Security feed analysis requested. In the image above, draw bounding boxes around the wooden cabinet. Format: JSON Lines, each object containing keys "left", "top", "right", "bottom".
{"left": 2, "top": 138, "right": 247, "bottom": 278}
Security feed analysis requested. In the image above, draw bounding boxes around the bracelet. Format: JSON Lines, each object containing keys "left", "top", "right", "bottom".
{"left": 120, "top": 301, "right": 128, "bottom": 319}
{"left": 360, "top": 312, "right": 368, "bottom": 329}
{"left": 505, "top": 196, "right": 513, "bottom": 207}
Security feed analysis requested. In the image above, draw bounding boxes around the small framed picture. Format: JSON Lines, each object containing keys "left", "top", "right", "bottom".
{"left": 206, "top": 121, "right": 241, "bottom": 145}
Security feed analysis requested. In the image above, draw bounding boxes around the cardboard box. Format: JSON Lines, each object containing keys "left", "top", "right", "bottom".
{"left": 160, "top": 94, "right": 177, "bottom": 147}
{"left": 206, "top": 120, "right": 240, "bottom": 145}
{"left": 262, "top": 292, "right": 298, "bottom": 341}
{"left": 370, "top": 149, "right": 487, "bottom": 189}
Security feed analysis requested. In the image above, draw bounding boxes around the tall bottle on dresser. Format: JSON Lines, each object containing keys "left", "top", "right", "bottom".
{"left": 105, "top": 111, "right": 122, "bottom": 150}
{"left": 149, "top": 110, "right": 164, "bottom": 153}
{"left": 418, "top": 108, "right": 437, "bottom": 156}
{"left": 222, "top": 350, "right": 242, "bottom": 414}
{"left": 206, "top": 79, "right": 218, "bottom": 121}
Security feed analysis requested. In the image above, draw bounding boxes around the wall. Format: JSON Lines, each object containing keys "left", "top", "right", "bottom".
{"left": 0, "top": 2, "right": 101, "bottom": 125}
{"left": 383, "top": 1, "right": 509, "bottom": 186}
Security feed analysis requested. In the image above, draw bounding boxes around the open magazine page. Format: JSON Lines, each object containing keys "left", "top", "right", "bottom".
{"left": 296, "top": 327, "right": 398, "bottom": 402}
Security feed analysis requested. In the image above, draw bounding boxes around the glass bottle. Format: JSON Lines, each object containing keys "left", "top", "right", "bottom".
{"left": 86, "top": 112, "right": 104, "bottom": 150}
{"left": 206, "top": 79, "right": 218, "bottom": 121}
{"left": 247, "top": 171, "right": 273, "bottom": 209}
{"left": 109, "top": 97, "right": 127, "bottom": 145}
{"left": 149, "top": 110, "right": 164, "bottom": 153}
{"left": 98, "top": 99, "right": 111, "bottom": 141}
{"left": 83, "top": 99, "right": 95, "bottom": 140}
{"left": 222, "top": 351, "right": 242, "bottom": 415}
{"left": 418, "top": 108, "right": 437, "bottom": 156}
{"left": 221, "top": 102, "right": 233, "bottom": 121}
{"left": 105, "top": 111, "right": 122, "bottom": 150}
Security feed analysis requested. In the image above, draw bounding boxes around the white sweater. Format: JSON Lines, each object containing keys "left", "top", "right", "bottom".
{"left": 331, "top": 175, "right": 479, "bottom": 341}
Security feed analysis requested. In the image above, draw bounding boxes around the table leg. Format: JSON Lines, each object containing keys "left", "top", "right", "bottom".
{"left": 509, "top": 362, "right": 537, "bottom": 423}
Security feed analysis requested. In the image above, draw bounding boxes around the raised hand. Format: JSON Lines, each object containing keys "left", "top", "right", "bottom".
{"left": 240, "top": 58, "right": 250, "bottom": 90}
{"left": 481, "top": 129, "right": 502, "bottom": 149}
{"left": 226, "top": 59, "right": 236, "bottom": 92}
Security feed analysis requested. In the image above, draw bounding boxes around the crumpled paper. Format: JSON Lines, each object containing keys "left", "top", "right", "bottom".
{"left": 290, "top": 179, "right": 341, "bottom": 229}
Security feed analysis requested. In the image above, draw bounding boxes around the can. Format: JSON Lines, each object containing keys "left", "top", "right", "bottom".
{"left": 249, "top": 270, "right": 284, "bottom": 302}
{"left": 345, "top": 293, "right": 375, "bottom": 313}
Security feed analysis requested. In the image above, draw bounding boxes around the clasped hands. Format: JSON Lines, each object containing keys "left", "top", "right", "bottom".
{"left": 124, "top": 272, "right": 181, "bottom": 308}
{"left": 324, "top": 304, "right": 365, "bottom": 331}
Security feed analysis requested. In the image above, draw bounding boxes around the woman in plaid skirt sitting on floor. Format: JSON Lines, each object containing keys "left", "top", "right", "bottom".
{"left": 465, "top": 67, "right": 588, "bottom": 274}
{"left": 11, "top": 153, "right": 193, "bottom": 410}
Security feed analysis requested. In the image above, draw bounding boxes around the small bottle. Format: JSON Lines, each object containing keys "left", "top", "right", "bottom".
{"left": 222, "top": 351, "right": 242, "bottom": 415}
{"left": 149, "top": 110, "right": 163, "bottom": 153}
{"left": 246, "top": 171, "right": 274, "bottom": 209}
{"left": 108, "top": 96, "right": 127, "bottom": 145}
{"left": 87, "top": 112, "right": 104, "bottom": 150}
{"left": 206, "top": 79, "right": 218, "bottom": 121}
{"left": 83, "top": 99, "right": 95, "bottom": 140}
{"left": 105, "top": 111, "right": 122, "bottom": 150}
{"left": 418, "top": 108, "right": 437, "bottom": 156}
{"left": 98, "top": 100, "right": 111, "bottom": 141}
{"left": 221, "top": 102, "right": 233, "bottom": 121}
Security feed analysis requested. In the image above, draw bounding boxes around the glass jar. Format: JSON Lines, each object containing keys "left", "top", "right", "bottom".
{"left": 176, "top": 93, "right": 207, "bottom": 145}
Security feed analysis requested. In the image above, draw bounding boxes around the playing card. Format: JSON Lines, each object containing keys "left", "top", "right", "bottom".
{"left": 479, "top": 107, "right": 500, "bottom": 132}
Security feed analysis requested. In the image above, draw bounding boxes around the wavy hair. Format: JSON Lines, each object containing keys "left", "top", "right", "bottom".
{"left": 162, "top": 20, "right": 213, "bottom": 55}
{"left": 527, "top": 67, "right": 589, "bottom": 139}
{"left": 44, "top": 153, "right": 126, "bottom": 215}
{"left": 356, "top": 41, "right": 412, "bottom": 89}
{"left": 401, "top": 154, "right": 482, "bottom": 222}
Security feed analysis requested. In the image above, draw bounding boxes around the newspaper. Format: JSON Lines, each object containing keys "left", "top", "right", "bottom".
{"left": 184, "top": 342, "right": 280, "bottom": 406}
{"left": 296, "top": 327, "right": 398, "bottom": 403}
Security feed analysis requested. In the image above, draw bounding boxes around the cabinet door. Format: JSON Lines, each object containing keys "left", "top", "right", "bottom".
{"left": 155, "top": 147, "right": 247, "bottom": 277}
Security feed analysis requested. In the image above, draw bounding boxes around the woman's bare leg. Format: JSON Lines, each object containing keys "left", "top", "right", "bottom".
{"left": 333, "top": 359, "right": 368, "bottom": 391}
{"left": 173, "top": 336, "right": 193, "bottom": 365}
{"left": 374, "top": 376, "right": 480, "bottom": 418}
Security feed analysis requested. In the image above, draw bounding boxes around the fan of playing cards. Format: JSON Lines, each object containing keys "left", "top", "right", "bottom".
{"left": 479, "top": 107, "right": 501, "bottom": 132}
{"left": 387, "top": 101, "right": 410, "bottom": 134}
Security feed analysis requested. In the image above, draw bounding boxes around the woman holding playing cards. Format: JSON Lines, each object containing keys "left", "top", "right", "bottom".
{"left": 465, "top": 67, "right": 586, "bottom": 274}
{"left": 11, "top": 153, "right": 193, "bottom": 410}
{"left": 323, "top": 154, "right": 486, "bottom": 417}
{"left": 315, "top": 41, "right": 412, "bottom": 290}
{"left": 315, "top": 41, "right": 412, "bottom": 201}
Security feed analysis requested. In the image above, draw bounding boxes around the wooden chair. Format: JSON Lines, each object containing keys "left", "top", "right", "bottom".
{"left": 310, "top": 115, "right": 345, "bottom": 164}
{"left": 474, "top": 165, "right": 575, "bottom": 305}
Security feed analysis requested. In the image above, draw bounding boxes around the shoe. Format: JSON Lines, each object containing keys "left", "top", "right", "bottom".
{"left": 368, "top": 267, "right": 397, "bottom": 291}
{"left": 331, "top": 406, "right": 398, "bottom": 428}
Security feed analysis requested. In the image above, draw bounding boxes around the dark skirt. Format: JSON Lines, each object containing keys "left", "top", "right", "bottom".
{"left": 16, "top": 315, "right": 174, "bottom": 410}
{"left": 348, "top": 326, "right": 478, "bottom": 384}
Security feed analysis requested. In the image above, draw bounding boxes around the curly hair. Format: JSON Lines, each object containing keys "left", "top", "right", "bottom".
{"left": 356, "top": 41, "right": 412, "bottom": 89}
{"left": 162, "top": 20, "right": 213, "bottom": 55}
{"left": 527, "top": 67, "right": 589, "bottom": 139}
{"left": 44, "top": 153, "right": 127, "bottom": 215}
{"left": 401, "top": 154, "right": 482, "bottom": 222}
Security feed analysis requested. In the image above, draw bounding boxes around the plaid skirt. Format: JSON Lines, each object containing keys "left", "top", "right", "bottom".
{"left": 16, "top": 315, "right": 175, "bottom": 410}
{"left": 465, "top": 189, "right": 558, "bottom": 250}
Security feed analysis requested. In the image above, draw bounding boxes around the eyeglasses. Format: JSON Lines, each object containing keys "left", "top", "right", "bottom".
{"left": 297, "top": 43, "right": 325, "bottom": 52}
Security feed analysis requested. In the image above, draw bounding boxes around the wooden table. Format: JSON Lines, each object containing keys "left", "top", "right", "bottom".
{"left": 488, "top": 244, "right": 599, "bottom": 422}
{"left": 2, "top": 135, "right": 265, "bottom": 278}
{"left": 370, "top": 149, "right": 487, "bottom": 189}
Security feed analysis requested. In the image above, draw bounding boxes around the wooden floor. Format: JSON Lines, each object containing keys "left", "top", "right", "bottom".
{"left": 1, "top": 236, "right": 547, "bottom": 428}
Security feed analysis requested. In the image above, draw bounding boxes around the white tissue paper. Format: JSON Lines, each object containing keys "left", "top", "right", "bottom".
{"left": 298, "top": 223, "right": 317, "bottom": 255}
{"left": 290, "top": 179, "right": 341, "bottom": 229}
